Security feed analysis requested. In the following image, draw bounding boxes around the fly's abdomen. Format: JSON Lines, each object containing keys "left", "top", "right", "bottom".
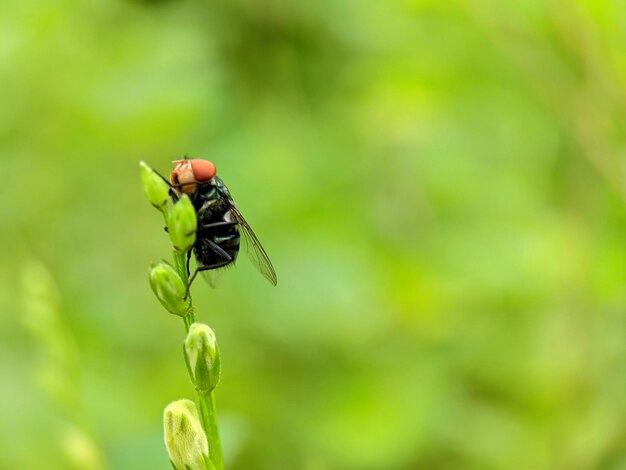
{"left": 194, "top": 213, "right": 240, "bottom": 267}
{"left": 194, "top": 234, "right": 240, "bottom": 266}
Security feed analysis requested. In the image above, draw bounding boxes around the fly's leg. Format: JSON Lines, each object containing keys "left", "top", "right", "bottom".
{"left": 186, "top": 260, "right": 231, "bottom": 298}
{"left": 204, "top": 239, "right": 232, "bottom": 260}
{"left": 195, "top": 221, "right": 238, "bottom": 233}
{"left": 150, "top": 168, "right": 173, "bottom": 187}
{"left": 147, "top": 168, "right": 180, "bottom": 201}
{"left": 185, "top": 239, "right": 233, "bottom": 298}
{"left": 186, "top": 249, "right": 192, "bottom": 278}
{"left": 186, "top": 221, "right": 238, "bottom": 236}
{"left": 164, "top": 220, "right": 237, "bottom": 235}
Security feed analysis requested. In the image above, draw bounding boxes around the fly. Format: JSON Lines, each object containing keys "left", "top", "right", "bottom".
{"left": 156, "top": 158, "right": 277, "bottom": 290}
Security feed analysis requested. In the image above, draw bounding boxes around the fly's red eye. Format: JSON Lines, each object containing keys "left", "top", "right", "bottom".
{"left": 190, "top": 159, "right": 217, "bottom": 181}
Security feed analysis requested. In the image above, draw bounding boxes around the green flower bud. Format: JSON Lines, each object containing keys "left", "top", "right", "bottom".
{"left": 167, "top": 194, "right": 197, "bottom": 252}
{"left": 140, "top": 161, "right": 171, "bottom": 211}
{"left": 184, "top": 323, "right": 221, "bottom": 393}
{"left": 149, "top": 262, "right": 191, "bottom": 317}
{"left": 163, "top": 399, "right": 211, "bottom": 470}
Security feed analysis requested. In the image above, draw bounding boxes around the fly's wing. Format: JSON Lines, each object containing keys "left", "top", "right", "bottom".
{"left": 230, "top": 205, "right": 277, "bottom": 286}
{"left": 200, "top": 265, "right": 230, "bottom": 288}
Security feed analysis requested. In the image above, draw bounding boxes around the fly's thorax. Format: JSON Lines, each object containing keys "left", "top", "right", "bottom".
{"left": 195, "top": 180, "right": 234, "bottom": 223}
{"left": 197, "top": 196, "right": 228, "bottom": 224}
{"left": 193, "top": 206, "right": 241, "bottom": 269}
{"left": 212, "top": 176, "right": 234, "bottom": 199}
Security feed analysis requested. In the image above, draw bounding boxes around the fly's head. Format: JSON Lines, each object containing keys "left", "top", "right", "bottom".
{"left": 170, "top": 158, "right": 217, "bottom": 195}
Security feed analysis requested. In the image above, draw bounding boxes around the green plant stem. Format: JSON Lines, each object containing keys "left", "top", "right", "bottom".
{"left": 173, "top": 250, "right": 196, "bottom": 330}
{"left": 172, "top": 248, "right": 223, "bottom": 469}
{"left": 182, "top": 314, "right": 193, "bottom": 332}
{"left": 173, "top": 249, "right": 189, "bottom": 285}
{"left": 198, "top": 390, "right": 224, "bottom": 470}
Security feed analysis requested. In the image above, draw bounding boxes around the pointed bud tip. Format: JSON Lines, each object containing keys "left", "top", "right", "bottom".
{"left": 140, "top": 161, "right": 171, "bottom": 211}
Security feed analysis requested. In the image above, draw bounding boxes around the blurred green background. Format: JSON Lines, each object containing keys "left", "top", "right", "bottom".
{"left": 1, "top": 0, "right": 626, "bottom": 468}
